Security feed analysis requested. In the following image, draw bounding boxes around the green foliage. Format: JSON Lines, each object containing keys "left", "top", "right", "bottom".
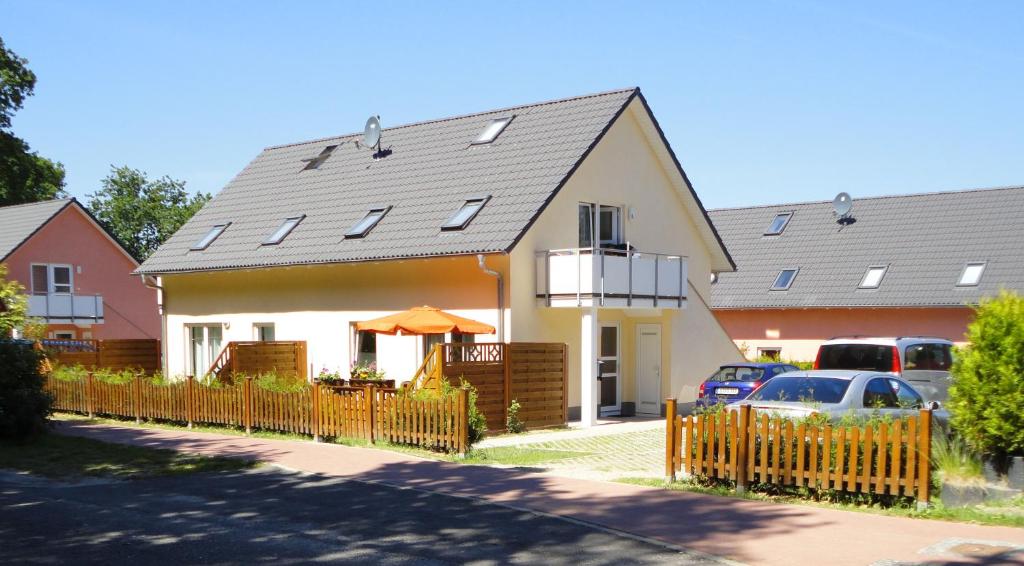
{"left": 948, "top": 290, "right": 1024, "bottom": 461}
{"left": 506, "top": 399, "right": 525, "bottom": 433}
{"left": 405, "top": 377, "right": 487, "bottom": 448}
{"left": 932, "top": 434, "right": 984, "bottom": 484}
{"left": 0, "top": 265, "right": 29, "bottom": 337}
{"left": 0, "top": 37, "right": 65, "bottom": 205}
{"left": 349, "top": 362, "right": 386, "bottom": 381}
{"left": 87, "top": 165, "right": 211, "bottom": 260}
{"left": 251, "top": 371, "right": 306, "bottom": 393}
{"left": 752, "top": 354, "right": 813, "bottom": 369}
{"left": 0, "top": 340, "right": 51, "bottom": 440}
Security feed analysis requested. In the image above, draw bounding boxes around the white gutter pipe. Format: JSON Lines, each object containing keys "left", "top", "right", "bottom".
{"left": 476, "top": 254, "right": 504, "bottom": 343}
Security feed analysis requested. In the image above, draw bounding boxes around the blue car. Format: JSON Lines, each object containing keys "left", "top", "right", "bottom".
{"left": 696, "top": 362, "right": 800, "bottom": 408}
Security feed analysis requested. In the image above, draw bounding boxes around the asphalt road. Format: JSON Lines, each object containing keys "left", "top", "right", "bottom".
{"left": 0, "top": 466, "right": 725, "bottom": 565}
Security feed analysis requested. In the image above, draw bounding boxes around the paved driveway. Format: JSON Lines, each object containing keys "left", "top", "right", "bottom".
{"left": 0, "top": 467, "right": 719, "bottom": 565}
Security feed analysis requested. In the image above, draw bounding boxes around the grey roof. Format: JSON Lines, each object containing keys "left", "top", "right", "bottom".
{"left": 0, "top": 199, "right": 74, "bottom": 260}
{"left": 142, "top": 87, "right": 705, "bottom": 274}
{"left": 708, "top": 186, "right": 1024, "bottom": 309}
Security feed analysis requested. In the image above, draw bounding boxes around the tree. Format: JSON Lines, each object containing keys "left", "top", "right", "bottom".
{"left": 87, "top": 165, "right": 211, "bottom": 260}
{"left": 0, "top": 264, "right": 29, "bottom": 337}
{"left": 948, "top": 290, "right": 1024, "bottom": 468}
{"left": 0, "top": 35, "right": 65, "bottom": 205}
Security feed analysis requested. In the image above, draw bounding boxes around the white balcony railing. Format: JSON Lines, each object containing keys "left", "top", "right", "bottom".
{"left": 28, "top": 293, "right": 104, "bottom": 323}
{"left": 536, "top": 248, "right": 687, "bottom": 308}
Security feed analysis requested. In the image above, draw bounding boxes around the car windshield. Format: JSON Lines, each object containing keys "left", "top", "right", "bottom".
{"left": 709, "top": 366, "right": 765, "bottom": 382}
{"left": 748, "top": 377, "right": 851, "bottom": 404}
{"left": 817, "top": 344, "right": 894, "bottom": 372}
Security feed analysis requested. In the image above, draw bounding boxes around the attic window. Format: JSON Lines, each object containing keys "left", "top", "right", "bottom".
{"left": 957, "top": 262, "right": 986, "bottom": 287}
{"left": 472, "top": 116, "right": 513, "bottom": 145}
{"left": 442, "top": 197, "right": 489, "bottom": 231}
{"left": 765, "top": 212, "right": 793, "bottom": 236}
{"left": 859, "top": 265, "right": 888, "bottom": 289}
{"left": 302, "top": 145, "right": 338, "bottom": 170}
{"left": 345, "top": 206, "right": 391, "bottom": 239}
{"left": 263, "top": 216, "right": 304, "bottom": 245}
{"left": 770, "top": 268, "right": 798, "bottom": 291}
{"left": 190, "top": 223, "right": 229, "bottom": 251}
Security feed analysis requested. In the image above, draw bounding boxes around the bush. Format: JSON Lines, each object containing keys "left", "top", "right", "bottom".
{"left": 405, "top": 377, "right": 487, "bottom": 449}
{"left": 932, "top": 434, "right": 983, "bottom": 484}
{"left": 0, "top": 340, "right": 52, "bottom": 440}
{"left": 252, "top": 370, "right": 306, "bottom": 393}
{"left": 948, "top": 290, "right": 1024, "bottom": 466}
{"left": 506, "top": 399, "right": 525, "bottom": 434}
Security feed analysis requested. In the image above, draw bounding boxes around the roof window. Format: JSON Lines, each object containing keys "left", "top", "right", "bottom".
{"left": 302, "top": 145, "right": 338, "bottom": 170}
{"left": 190, "top": 223, "right": 230, "bottom": 251}
{"left": 770, "top": 268, "right": 798, "bottom": 291}
{"left": 345, "top": 207, "right": 391, "bottom": 239}
{"left": 442, "top": 197, "right": 489, "bottom": 231}
{"left": 957, "top": 262, "right": 986, "bottom": 287}
{"left": 764, "top": 212, "right": 793, "bottom": 236}
{"left": 472, "top": 116, "right": 513, "bottom": 145}
{"left": 263, "top": 216, "right": 304, "bottom": 245}
{"left": 859, "top": 265, "right": 888, "bottom": 289}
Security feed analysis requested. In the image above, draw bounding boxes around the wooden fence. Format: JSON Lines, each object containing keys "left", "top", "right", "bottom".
{"left": 207, "top": 341, "right": 308, "bottom": 382}
{"left": 439, "top": 342, "right": 567, "bottom": 431}
{"left": 665, "top": 400, "right": 933, "bottom": 503}
{"left": 42, "top": 339, "right": 161, "bottom": 374}
{"left": 46, "top": 375, "right": 469, "bottom": 454}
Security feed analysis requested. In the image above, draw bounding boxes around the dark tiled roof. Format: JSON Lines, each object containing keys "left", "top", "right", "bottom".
{"left": 0, "top": 199, "right": 73, "bottom": 260}
{"left": 708, "top": 186, "right": 1024, "bottom": 308}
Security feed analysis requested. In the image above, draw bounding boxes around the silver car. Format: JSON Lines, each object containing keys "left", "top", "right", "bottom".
{"left": 737, "top": 370, "right": 950, "bottom": 428}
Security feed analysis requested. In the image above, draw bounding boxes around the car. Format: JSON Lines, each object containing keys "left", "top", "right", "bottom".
{"left": 736, "top": 370, "right": 950, "bottom": 428}
{"left": 813, "top": 336, "right": 954, "bottom": 403}
{"left": 695, "top": 362, "right": 801, "bottom": 408}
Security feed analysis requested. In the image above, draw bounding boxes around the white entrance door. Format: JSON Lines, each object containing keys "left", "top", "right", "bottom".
{"left": 636, "top": 324, "right": 662, "bottom": 416}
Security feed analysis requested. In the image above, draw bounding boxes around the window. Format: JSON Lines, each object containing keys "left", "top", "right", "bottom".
{"left": 579, "top": 203, "right": 595, "bottom": 247}
{"left": 598, "top": 324, "right": 619, "bottom": 410}
{"left": 345, "top": 207, "right": 390, "bottom": 238}
{"left": 352, "top": 326, "right": 376, "bottom": 367}
{"left": 188, "top": 325, "right": 223, "bottom": 376}
{"left": 263, "top": 216, "right": 304, "bottom": 245}
{"left": 442, "top": 197, "right": 489, "bottom": 231}
{"left": 577, "top": 202, "right": 623, "bottom": 248}
{"left": 890, "top": 379, "right": 924, "bottom": 409}
{"left": 710, "top": 366, "right": 766, "bottom": 382}
{"left": 817, "top": 344, "right": 895, "bottom": 372}
{"left": 859, "top": 265, "right": 888, "bottom": 289}
{"left": 254, "top": 323, "right": 275, "bottom": 342}
{"left": 757, "top": 347, "right": 781, "bottom": 361}
{"left": 52, "top": 331, "right": 75, "bottom": 340}
{"left": 749, "top": 377, "right": 851, "bottom": 404}
{"left": 423, "top": 333, "right": 445, "bottom": 357}
{"left": 472, "top": 116, "right": 513, "bottom": 144}
{"left": 31, "top": 264, "right": 72, "bottom": 294}
{"left": 764, "top": 212, "right": 793, "bottom": 236}
{"left": 191, "top": 224, "right": 229, "bottom": 251}
{"left": 957, "top": 262, "right": 986, "bottom": 287}
{"left": 904, "top": 343, "right": 952, "bottom": 371}
{"left": 302, "top": 145, "right": 338, "bottom": 170}
{"left": 770, "top": 269, "right": 798, "bottom": 291}
{"left": 863, "top": 378, "right": 900, "bottom": 408}
{"left": 598, "top": 205, "right": 622, "bottom": 247}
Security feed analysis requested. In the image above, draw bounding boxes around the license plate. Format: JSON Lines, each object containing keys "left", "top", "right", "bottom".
{"left": 716, "top": 387, "right": 740, "bottom": 396}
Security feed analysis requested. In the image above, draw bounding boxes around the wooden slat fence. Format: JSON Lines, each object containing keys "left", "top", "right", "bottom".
{"left": 43, "top": 339, "right": 161, "bottom": 374}
{"left": 45, "top": 374, "right": 469, "bottom": 454}
{"left": 212, "top": 341, "right": 308, "bottom": 383}
{"left": 665, "top": 400, "right": 933, "bottom": 503}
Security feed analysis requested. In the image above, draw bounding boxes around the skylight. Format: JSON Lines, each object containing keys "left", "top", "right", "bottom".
{"left": 442, "top": 197, "right": 489, "bottom": 231}
{"left": 263, "top": 216, "right": 304, "bottom": 245}
{"left": 302, "top": 145, "right": 338, "bottom": 170}
{"left": 345, "top": 207, "right": 391, "bottom": 239}
{"left": 771, "top": 268, "right": 798, "bottom": 291}
{"left": 190, "top": 223, "right": 230, "bottom": 251}
{"left": 472, "top": 116, "right": 513, "bottom": 145}
{"left": 957, "top": 262, "right": 986, "bottom": 287}
{"left": 859, "top": 265, "right": 888, "bottom": 289}
{"left": 764, "top": 212, "right": 793, "bottom": 236}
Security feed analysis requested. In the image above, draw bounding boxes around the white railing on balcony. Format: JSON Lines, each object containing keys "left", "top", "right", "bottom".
{"left": 535, "top": 248, "right": 687, "bottom": 308}
{"left": 28, "top": 293, "right": 104, "bottom": 323}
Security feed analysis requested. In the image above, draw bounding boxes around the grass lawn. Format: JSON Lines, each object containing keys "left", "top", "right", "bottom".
{"left": 0, "top": 433, "right": 257, "bottom": 480}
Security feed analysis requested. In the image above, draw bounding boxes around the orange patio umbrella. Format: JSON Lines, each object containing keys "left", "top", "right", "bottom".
{"left": 355, "top": 305, "right": 495, "bottom": 336}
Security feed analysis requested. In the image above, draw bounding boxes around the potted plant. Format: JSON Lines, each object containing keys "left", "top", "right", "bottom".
{"left": 317, "top": 368, "right": 346, "bottom": 386}
{"left": 349, "top": 362, "right": 394, "bottom": 388}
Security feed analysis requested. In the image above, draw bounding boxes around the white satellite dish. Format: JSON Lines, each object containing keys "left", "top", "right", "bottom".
{"left": 833, "top": 192, "right": 853, "bottom": 217}
{"left": 363, "top": 115, "right": 381, "bottom": 150}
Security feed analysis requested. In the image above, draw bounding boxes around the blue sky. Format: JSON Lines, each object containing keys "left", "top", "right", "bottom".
{"left": 3, "top": 1, "right": 1023, "bottom": 209}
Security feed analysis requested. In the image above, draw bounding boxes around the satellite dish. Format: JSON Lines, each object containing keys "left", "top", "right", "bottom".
{"left": 363, "top": 116, "right": 381, "bottom": 150}
{"left": 833, "top": 192, "right": 853, "bottom": 217}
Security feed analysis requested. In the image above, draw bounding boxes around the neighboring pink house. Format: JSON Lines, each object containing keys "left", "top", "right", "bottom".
{"left": 707, "top": 186, "right": 1024, "bottom": 361}
{"left": 0, "top": 198, "right": 159, "bottom": 340}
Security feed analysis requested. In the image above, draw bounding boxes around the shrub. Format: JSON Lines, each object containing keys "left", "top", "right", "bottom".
{"left": 0, "top": 340, "right": 52, "bottom": 440}
{"left": 948, "top": 290, "right": 1024, "bottom": 466}
{"left": 405, "top": 377, "right": 487, "bottom": 449}
{"left": 932, "top": 434, "right": 983, "bottom": 485}
{"left": 252, "top": 370, "right": 307, "bottom": 393}
{"left": 50, "top": 363, "right": 89, "bottom": 381}
{"left": 506, "top": 399, "right": 525, "bottom": 434}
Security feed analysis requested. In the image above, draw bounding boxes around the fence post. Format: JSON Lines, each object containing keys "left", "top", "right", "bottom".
{"left": 917, "top": 408, "right": 933, "bottom": 509}
{"left": 186, "top": 376, "right": 195, "bottom": 429}
{"left": 458, "top": 388, "right": 469, "bottom": 456}
{"left": 736, "top": 404, "right": 751, "bottom": 493}
{"left": 365, "top": 385, "right": 376, "bottom": 444}
{"left": 134, "top": 375, "right": 142, "bottom": 424}
{"left": 244, "top": 376, "right": 253, "bottom": 435}
{"left": 502, "top": 344, "right": 511, "bottom": 432}
{"left": 665, "top": 398, "right": 677, "bottom": 481}
{"left": 312, "top": 379, "right": 321, "bottom": 443}
{"left": 86, "top": 372, "right": 95, "bottom": 418}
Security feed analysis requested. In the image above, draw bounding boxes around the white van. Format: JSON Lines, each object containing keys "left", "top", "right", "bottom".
{"left": 813, "top": 336, "right": 954, "bottom": 403}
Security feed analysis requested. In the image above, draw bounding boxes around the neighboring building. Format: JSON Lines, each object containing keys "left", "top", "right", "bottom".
{"left": 0, "top": 198, "right": 159, "bottom": 340}
{"left": 708, "top": 186, "right": 1024, "bottom": 361}
{"left": 137, "top": 87, "right": 742, "bottom": 424}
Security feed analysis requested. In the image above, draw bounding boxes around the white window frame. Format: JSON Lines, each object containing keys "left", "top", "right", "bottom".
{"left": 757, "top": 347, "right": 782, "bottom": 360}
{"left": 32, "top": 263, "right": 73, "bottom": 295}
{"left": 770, "top": 268, "right": 799, "bottom": 291}
{"left": 345, "top": 206, "right": 391, "bottom": 238}
{"left": 957, "top": 261, "right": 986, "bottom": 287}
{"left": 764, "top": 212, "right": 793, "bottom": 236}
{"left": 186, "top": 323, "right": 224, "bottom": 377}
{"left": 350, "top": 322, "right": 378, "bottom": 370}
{"left": 442, "top": 197, "right": 490, "bottom": 231}
{"left": 253, "top": 323, "right": 275, "bottom": 341}
{"left": 263, "top": 216, "right": 304, "bottom": 245}
{"left": 579, "top": 202, "right": 625, "bottom": 249}
{"left": 191, "top": 223, "right": 230, "bottom": 251}
{"left": 859, "top": 265, "right": 889, "bottom": 289}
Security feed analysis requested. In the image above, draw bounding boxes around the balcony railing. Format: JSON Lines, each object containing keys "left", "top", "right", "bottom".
{"left": 28, "top": 293, "right": 104, "bottom": 323}
{"left": 535, "top": 247, "right": 687, "bottom": 308}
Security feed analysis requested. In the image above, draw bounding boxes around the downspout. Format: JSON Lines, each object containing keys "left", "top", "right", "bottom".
{"left": 141, "top": 274, "right": 169, "bottom": 376}
{"left": 476, "top": 254, "right": 504, "bottom": 343}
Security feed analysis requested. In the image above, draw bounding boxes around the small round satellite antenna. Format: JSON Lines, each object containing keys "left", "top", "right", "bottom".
{"left": 363, "top": 116, "right": 381, "bottom": 150}
{"left": 833, "top": 192, "right": 853, "bottom": 217}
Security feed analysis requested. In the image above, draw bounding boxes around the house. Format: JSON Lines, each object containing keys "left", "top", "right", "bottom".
{"left": 137, "top": 87, "right": 742, "bottom": 424}
{"left": 708, "top": 186, "right": 1024, "bottom": 361}
{"left": 0, "top": 198, "right": 159, "bottom": 340}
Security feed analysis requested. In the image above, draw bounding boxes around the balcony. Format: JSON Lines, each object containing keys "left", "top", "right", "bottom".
{"left": 28, "top": 293, "right": 104, "bottom": 324}
{"left": 536, "top": 248, "right": 687, "bottom": 308}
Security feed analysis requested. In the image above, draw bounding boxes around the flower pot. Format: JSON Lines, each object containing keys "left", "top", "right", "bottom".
{"left": 349, "top": 378, "right": 395, "bottom": 389}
